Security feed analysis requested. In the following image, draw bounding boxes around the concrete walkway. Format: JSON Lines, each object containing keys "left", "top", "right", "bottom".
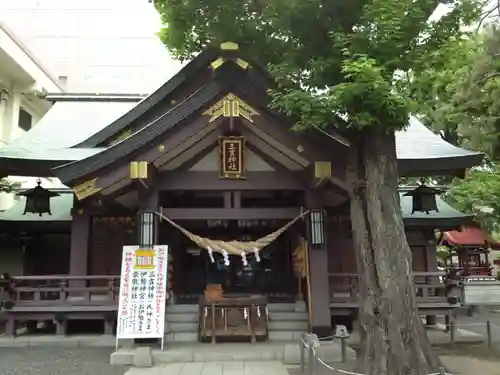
{"left": 123, "top": 361, "right": 289, "bottom": 375}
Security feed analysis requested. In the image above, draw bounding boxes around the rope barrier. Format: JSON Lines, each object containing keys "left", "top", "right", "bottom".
{"left": 298, "top": 319, "right": 500, "bottom": 375}
{"left": 305, "top": 342, "right": 454, "bottom": 375}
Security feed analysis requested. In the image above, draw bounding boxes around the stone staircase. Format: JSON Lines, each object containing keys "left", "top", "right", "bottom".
{"left": 165, "top": 302, "right": 308, "bottom": 343}
{"left": 110, "top": 303, "right": 354, "bottom": 365}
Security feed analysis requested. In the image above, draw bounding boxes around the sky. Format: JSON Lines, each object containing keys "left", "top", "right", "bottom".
{"left": 0, "top": 0, "right": 184, "bottom": 93}
{"left": 0, "top": 0, "right": 495, "bottom": 94}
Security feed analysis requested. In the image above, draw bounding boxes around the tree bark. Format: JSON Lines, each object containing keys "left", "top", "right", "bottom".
{"left": 345, "top": 128, "right": 443, "bottom": 375}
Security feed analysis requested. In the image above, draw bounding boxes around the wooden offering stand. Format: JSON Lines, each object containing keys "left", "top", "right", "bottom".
{"left": 198, "top": 291, "right": 268, "bottom": 344}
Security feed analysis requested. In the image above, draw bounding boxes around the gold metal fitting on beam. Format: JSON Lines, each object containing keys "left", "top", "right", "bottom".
{"left": 130, "top": 161, "right": 149, "bottom": 179}
{"left": 73, "top": 177, "right": 101, "bottom": 200}
{"left": 220, "top": 41, "right": 239, "bottom": 51}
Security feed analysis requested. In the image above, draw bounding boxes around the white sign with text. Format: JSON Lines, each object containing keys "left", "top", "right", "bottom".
{"left": 116, "top": 245, "right": 168, "bottom": 341}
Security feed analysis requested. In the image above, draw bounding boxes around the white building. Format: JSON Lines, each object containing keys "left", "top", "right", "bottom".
{"left": 0, "top": 0, "right": 182, "bottom": 94}
{"left": 0, "top": 0, "right": 183, "bottom": 209}
{"left": 0, "top": 22, "right": 61, "bottom": 147}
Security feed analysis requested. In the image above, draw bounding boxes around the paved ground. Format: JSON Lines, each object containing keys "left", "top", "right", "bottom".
{"left": 288, "top": 355, "right": 500, "bottom": 375}
{"left": 0, "top": 308, "right": 498, "bottom": 375}
{"left": 0, "top": 347, "right": 128, "bottom": 375}
{"left": 452, "top": 307, "right": 500, "bottom": 342}
{"left": 123, "top": 362, "right": 289, "bottom": 375}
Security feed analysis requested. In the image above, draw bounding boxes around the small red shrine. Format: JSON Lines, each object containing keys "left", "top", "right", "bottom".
{"left": 440, "top": 226, "right": 500, "bottom": 276}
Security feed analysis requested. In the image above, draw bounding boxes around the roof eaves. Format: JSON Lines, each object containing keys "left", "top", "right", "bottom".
{"left": 46, "top": 93, "right": 147, "bottom": 102}
{"left": 52, "top": 80, "right": 224, "bottom": 183}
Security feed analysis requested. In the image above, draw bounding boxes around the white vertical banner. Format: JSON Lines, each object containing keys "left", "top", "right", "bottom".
{"left": 116, "top": 245, "right": 168, "bottom": 348}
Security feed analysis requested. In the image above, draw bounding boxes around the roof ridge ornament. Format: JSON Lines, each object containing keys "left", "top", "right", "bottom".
{"left": 220, "top": 41, "right": 239, "bottom": 51}
{"left": 210, "top": 56, "right": 250, "bottom": 71}
{"left": 203, "top": 93, "right": 259, "bottom": 123}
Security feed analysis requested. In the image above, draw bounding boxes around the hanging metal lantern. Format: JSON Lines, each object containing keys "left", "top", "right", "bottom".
{"left": 309, "top": 209, "right": 326, "bottom": 248}
{"left": 17, "top": 179, "right": 59, "bottom": 216}
{"left": 137, "top": 210, "right": 156, "bottom": 248}
{"left": 403, "top": 184, "right": 443, "bottom": 214}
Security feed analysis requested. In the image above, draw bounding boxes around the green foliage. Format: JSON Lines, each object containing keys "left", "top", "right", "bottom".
{"left": 399, "top": 35, "right": 478, "bottom": 143}
{"left": 0, "top": 178, "right": 15, "bottom": 193}
{"left": 404, "top": 26, "right": 500, "bottom": 233}
{"left": 155, "top": 0, "right": 483, "bottom": 133}
{"left": 446, "top": 165, "right": 500, "bottom": 232}
{"left": 436, "top": 245, "right": 450, "bottom": 265}
{"left": 405, "top": 26, "right": 500, "bottom": 158}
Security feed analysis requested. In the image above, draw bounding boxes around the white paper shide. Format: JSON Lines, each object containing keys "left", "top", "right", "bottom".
{"left": 116, "top": 245, "right": 168, "bottom": 340}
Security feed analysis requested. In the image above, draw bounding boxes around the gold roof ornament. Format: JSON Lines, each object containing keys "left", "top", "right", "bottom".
{"left": 210, "top": 57, "right": 225, "bottom": 70}
{"left": 73, "top": 177, "right": 101, "bottom": 200}
{"left": 203, "top": 93, "right": 259, "bottom": 123}
{"left": 130, "top": 161, "right": 149, "bottom": 179}
{"left": 220, "top": 41, "right": 239, "bottom": 51}
{"left": 234, "top": 58, "right": 250, "bottom": 70}
{"left": 314, "top": 161, "right": 332, "bottom": 179}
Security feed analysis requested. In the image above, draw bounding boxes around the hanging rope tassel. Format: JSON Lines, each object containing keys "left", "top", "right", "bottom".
{"left": 222, "top": 250, "right": 230, "bottom": 266}
{"left": 253, "top": 247, "right": 261, "bottom": 262}
{"left": 207, "top": 247, "right": 215, "bottom": 263}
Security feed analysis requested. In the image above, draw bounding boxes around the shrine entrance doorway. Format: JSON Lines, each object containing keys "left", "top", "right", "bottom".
{"left": 163, "top": 219, "right": 299, "bottom": 304}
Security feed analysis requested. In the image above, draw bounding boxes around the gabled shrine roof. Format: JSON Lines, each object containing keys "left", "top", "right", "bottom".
{"left": 0, "top": 44, "right": 484, "bottom": 179}
{"left": 442, "top": 226, "right": 500, "bottom": 248}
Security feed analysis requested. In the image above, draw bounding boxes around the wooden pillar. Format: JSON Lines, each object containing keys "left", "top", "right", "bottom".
{"left": 69, "top": 213, "right": 91, "bottom": 276}
{"left": 305, "top": 191, "right": 332, "bottom": 337}
{"left": 424, "top": 228, "right": 438, "bottom": 326}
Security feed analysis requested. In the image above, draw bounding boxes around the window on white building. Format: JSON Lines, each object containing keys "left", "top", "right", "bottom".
{"left": 18, "top": 108, "right": 32, "bottom": 131}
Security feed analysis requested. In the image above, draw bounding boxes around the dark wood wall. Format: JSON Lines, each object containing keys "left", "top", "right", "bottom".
{"left": 88, "top": 217, "right": 136, "bottom": 275}
{"left": 326, "top": 216, "right": 436, "bottom": 273}
{"left": 24, "top": 234, "right": 71, "bottom": 275}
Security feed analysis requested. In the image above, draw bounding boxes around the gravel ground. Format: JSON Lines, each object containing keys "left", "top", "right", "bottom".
{"left": 0, "top": 347, "right": 128, "bottom": 375}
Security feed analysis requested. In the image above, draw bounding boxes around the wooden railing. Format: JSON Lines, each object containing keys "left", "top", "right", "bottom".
{"left": 5, "top": 275, "right": 120, "bottom": 308}
{"left": 328, "top": 272, "right": 449, "bottom": 305}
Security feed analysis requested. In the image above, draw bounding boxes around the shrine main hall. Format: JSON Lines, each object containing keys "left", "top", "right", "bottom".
{"left": 0, "top": 42, "right": 482, "bottom": 341}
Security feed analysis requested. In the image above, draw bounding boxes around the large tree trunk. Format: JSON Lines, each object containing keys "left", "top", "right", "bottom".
{"left": 346, "top": 128, "right": 443, "bottom": 375}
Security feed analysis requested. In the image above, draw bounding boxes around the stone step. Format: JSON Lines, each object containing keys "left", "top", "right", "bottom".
{"left": 166, "top": 312, "right": 198, "bottom": 323}
{"left": 165, "top": 331, "right": 198, "bottom": 342}
{"left": 166, "top": 304, "right": 198, "bottom": 313}
{"left": 268, "top": 330, "right": 305, "bottom": 341}
{"left": 268, "top": 312, "right": 308, "bottom": 321}
{"left": 168, "top": 321, "right": 198, "bottom": 332}
{"left": 268, "top": 321, "right": 309, "bottom": 331}
{"left": 267, "top": 303, "right": 296, "bottom": 312}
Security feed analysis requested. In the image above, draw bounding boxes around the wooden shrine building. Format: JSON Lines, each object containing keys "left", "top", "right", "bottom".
{"left": 440, "top": 226, "right": 500, "bottom": 276}
{"left": 0, "top": 42, "right": 483, "bottom": 339}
